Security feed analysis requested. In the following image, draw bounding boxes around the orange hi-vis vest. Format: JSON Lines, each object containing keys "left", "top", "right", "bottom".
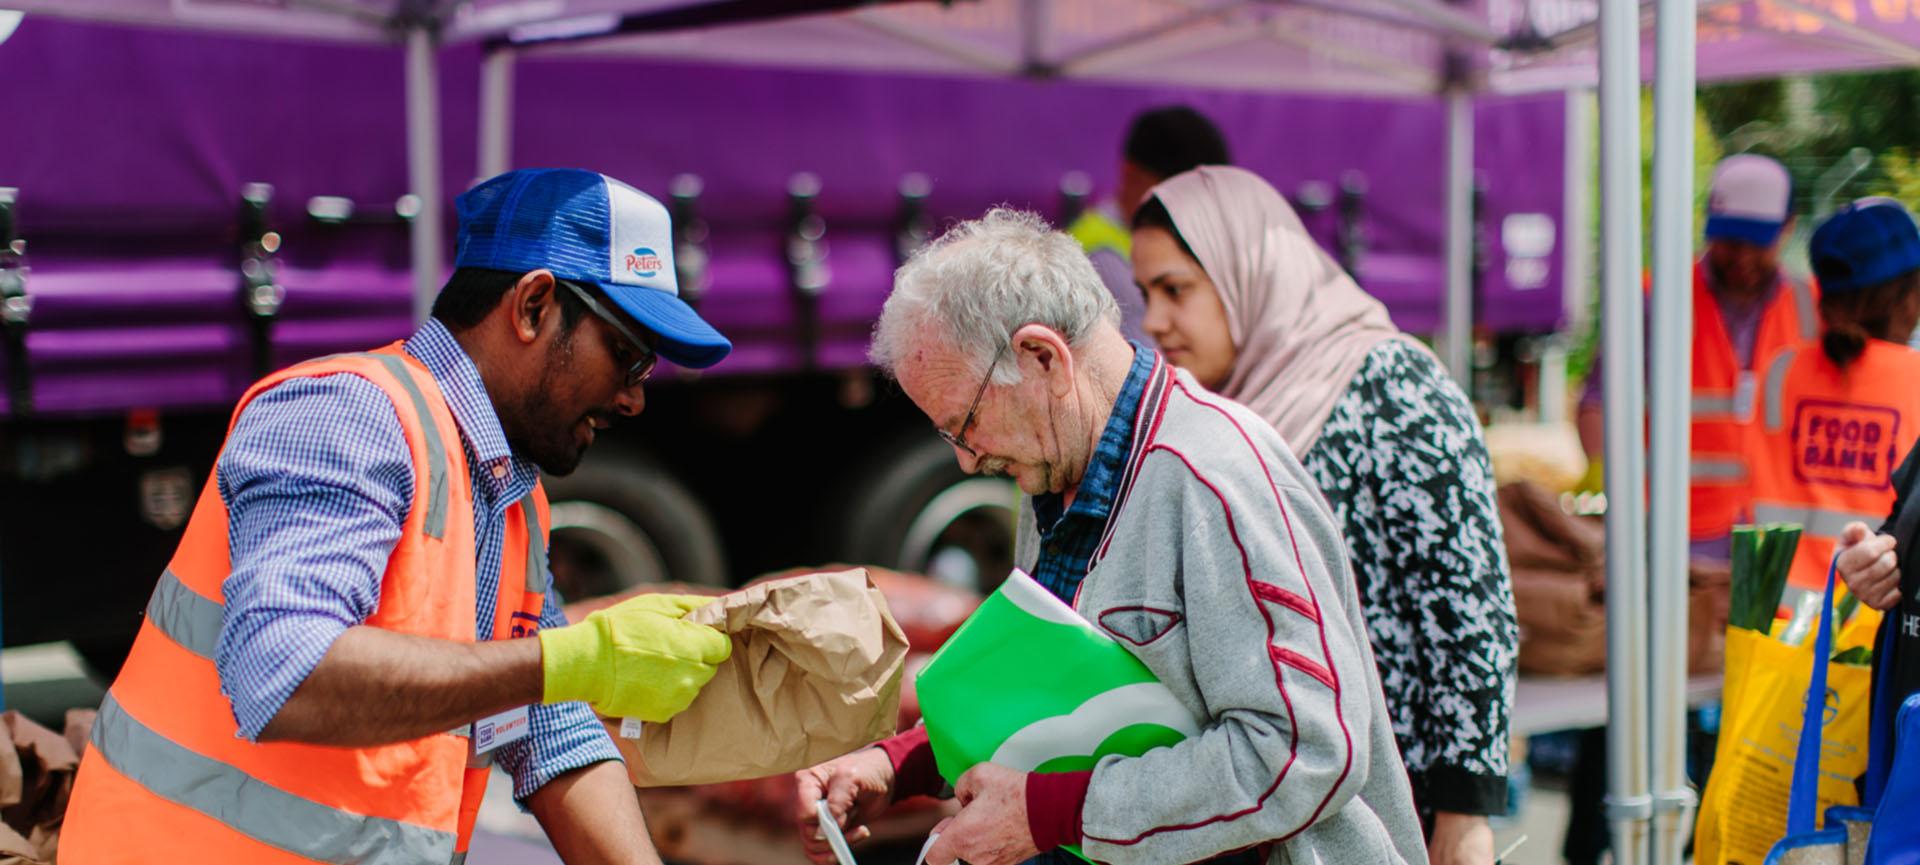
{"left": 62, "top": 344, "right": 552, "bottom": 865}
{"left": 1750, "top": 338, "right": 1920, "bottom": 591}
{"left": 1690, "top": 260, "right": 1818, "bottom": 542}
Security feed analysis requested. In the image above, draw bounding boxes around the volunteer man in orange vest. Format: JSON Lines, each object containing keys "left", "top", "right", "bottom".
{"left": 63, "top": 168, "right": 735, "bottom": 864}
{"left": 1752, "top": 198, "right": 1920, "bottom": 593}
{"left": 1577, "top": 154, "right": 1818, "bottom": 564}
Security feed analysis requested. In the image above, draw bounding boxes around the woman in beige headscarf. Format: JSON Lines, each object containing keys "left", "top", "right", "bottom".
{"left": 1132, "top": 166, "right": 1517, "bottom": 865}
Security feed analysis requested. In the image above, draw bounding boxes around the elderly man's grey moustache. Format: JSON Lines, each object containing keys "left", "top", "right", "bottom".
{"left": 975, "top": 457, "right": 1013, "bottom": 477}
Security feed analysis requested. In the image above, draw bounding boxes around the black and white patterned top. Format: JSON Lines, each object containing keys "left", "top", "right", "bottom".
{"left": 1300, "top": 339, "right": 1519, "bottom": 817}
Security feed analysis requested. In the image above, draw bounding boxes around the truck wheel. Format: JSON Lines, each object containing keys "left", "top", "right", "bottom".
{"left": 74, "top": 633, "right": 138, "bottom": 682}
{"left": 541, "top": 451, "right": 729, "bottom": 601}
{"left": 835, "top": 436, "right": 1018, "bottom": 595}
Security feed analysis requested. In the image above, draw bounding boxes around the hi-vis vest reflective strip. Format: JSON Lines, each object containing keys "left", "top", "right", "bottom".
{"left": 62, "top": 344, "right": 549, "bottom": 865}
{"left": 1688, "top": 261, "right": 1818, "bottom": 540}
{"left": 1751, "top": 338, "right": 1920, "bottom": 591}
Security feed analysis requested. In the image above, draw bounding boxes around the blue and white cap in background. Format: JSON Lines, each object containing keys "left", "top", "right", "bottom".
{"left": 454, "top": 168, "right": 731, "bottom": 369}
{"left": 1704, "top": 154, "right": 1794, "bottom": 247}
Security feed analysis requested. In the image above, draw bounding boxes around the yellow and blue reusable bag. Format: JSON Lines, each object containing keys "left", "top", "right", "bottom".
{"left": 1772, "top": 562, "right": 1920, "bottom": 865}
{"left": 1696, "top": 561, "right": 1880, "bottom": 865}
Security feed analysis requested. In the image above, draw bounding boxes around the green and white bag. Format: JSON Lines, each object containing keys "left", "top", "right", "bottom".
{"left": 915, "top": 570, "right": 1202, "bottom": 860}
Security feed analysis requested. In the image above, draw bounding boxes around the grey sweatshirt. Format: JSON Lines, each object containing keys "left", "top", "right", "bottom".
{"left": 1024, "top": 365, "right": 1427, "bottom": 865}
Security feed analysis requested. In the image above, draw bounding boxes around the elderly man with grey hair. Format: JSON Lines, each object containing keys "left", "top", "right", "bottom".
{"left": 792, "top": 209, "right": 1427, "bottom": 865}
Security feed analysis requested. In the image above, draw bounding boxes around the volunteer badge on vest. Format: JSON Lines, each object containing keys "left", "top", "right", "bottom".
{"left": 1794, "top": 400, "right": 1902, "bottom": 490}
{"left": 473, "top": 706, "right": 532, "bottom": 754}
{"left": 915, "top": 571, "right": 1201, "bottom": 863}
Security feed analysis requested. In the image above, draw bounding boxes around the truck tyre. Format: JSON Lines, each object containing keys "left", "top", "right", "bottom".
{"left": 834, "top": 435, "right": 1017, "bottom": 595}
{"left": 74, "top": 633, "right": 138, "bottom": 682}
{"left": 541, "top": 450, "right": 729, "bottom": 600}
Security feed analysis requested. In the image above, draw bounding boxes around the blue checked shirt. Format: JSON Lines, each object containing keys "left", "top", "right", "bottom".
{"left": 214, "top": 318, "right": 621, "bottom": 801}
{"left": 1027, "top": 343, "right": 1153, "bottom": 605}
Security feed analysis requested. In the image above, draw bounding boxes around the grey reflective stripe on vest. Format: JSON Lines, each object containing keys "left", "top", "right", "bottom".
{"left": 519, "top": 492, "right": 550, "bottom": 594}
{"left": 90, "top": 694, "right": 456, "bottom": 865}
{"left": 370, "top": 353, "right": 450, "bottom": 540}
{"left": 450, "top": 853, "right": 467, "bottom": 865}
{"left": 1691, "top": 457, "right": 1748, "bottom": 482}
{"left": 1692, "top": 395, "right": 1738, "bottom": 420}
{"left": 147, "top": 569, "right": 225, "bottom": 659}
{"left": 1790, "top": 278, "right": 1818, "bottom": 341}
{"left": 1752, "top": 503, "right": 1882, "bottom": 538}
{"left": 1763, "top": 348, "right": 1799, "bottom": 433}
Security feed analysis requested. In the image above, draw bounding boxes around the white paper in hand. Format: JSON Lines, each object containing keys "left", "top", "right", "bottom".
{"left": 813, "top": 799, "right": 858, "bottom": 865}
{"left": 913, "top": 831, "right": 940, "bottom": 865}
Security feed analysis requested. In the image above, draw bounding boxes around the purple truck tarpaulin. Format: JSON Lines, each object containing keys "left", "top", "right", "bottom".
{"left": 0, "top": 16, "right": 1567, "bottom": 417}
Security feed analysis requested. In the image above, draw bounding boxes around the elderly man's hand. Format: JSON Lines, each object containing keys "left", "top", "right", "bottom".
{"left": 922, "top": 763, "right": 1039, "bottom": 865}
{"left": 1428, "top": 811, "right": 1495, "bottom": 865}
{"left": 794, "top": 747, "right": 897, "bottom": 865}
{"left": 1837, "top": 522, "right": 1902, "bottom": 611}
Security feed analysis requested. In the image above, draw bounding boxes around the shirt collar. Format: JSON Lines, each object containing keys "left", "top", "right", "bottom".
{"left": 1033, "top": 342, "right": 1156, "bottom": 530}
{"left": 404, "top": 318, "right": 534, "bottom": 499}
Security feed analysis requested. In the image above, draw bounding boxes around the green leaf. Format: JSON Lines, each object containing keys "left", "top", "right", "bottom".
{"left": 1730, "top": 526, "right": 1766, "bottom": 632}
{"left": 1831, "top": 646, "right": 1874, "bottom": 666}
{"left": 1730, "top": 524, "right": 1803, "bottom": 634}
{"left": 1756, "top": 525, "right": 1801, "bottom": 639}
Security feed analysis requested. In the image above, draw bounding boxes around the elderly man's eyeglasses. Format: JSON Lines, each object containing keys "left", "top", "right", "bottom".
{"left": 936, "top": 341, "right": 1010, "bottom": 457}
{"left": 561, "top": 281, "right": 658, "bottom": 388}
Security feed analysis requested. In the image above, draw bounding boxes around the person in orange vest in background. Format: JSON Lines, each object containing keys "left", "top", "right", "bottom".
{"left": 1750, "top": 198, "right": 1920, "bottom": 596}
{"left": 1576, "top": 154, "right": 1818, "bottom": 566}
{"left": 1565, "top": 154, "right": 1816, "bottom": 865}
{"left": 62, "top": 168, "right": 736, "bottom": 865}
{"left": 1826, "top": 206, "right": 1920, "bottom": 828}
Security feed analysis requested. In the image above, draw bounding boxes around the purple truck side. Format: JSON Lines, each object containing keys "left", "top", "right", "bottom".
{"left": 0, "top": 18, "right": 1568, "bottom": 670}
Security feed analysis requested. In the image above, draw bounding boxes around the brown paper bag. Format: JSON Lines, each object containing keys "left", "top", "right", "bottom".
{"left": 609, "top": 569, "right": 909, "bottom": 787}
{"left": 1502, "top": 480, "right": 1732, "bottom": 677}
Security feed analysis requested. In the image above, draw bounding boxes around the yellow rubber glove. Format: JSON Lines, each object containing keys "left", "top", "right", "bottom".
{"left": 538, "top": 593, "right": 732, "bottom": 721}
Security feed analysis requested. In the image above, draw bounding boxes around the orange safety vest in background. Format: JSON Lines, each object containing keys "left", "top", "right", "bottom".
{"left": 1750, "top": 338, "right": 1920, "bottom": 591}
{"left": 1690, "top": 260, "right": 1819, "bottom": 542}
{"left": 62, "top": 344, "right": 551, "bottom": 865}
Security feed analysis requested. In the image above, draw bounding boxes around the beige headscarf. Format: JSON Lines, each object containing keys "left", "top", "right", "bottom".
{"left": 1148, "top": 165, "right": 1425, "bottom": 454}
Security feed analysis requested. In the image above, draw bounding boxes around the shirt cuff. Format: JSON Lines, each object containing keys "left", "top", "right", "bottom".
{"left": 500, "top": 701, "right": 625, "bottom": 803}
{"left": 877, "top": 726, "right": 943, "bottom": 801}
{"left": 1025, "top": 770, "right": 1092, "bottom": 852}
{"left": 217, "top": 615, "right": 351, "bottom": 742}
{"left": 1409, "top": 765, "right": 1510, "bottom": 816}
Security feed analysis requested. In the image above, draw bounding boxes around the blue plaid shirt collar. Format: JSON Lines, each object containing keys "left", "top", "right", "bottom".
{"left": 404, "top": 318, "right": 536, "bottom": 502}
{"left": 1031, "top": 342, "right": 1156, "bottom": 544}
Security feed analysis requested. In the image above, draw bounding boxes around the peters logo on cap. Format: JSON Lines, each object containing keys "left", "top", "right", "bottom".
{"left": 453, "top": 168, "right": 731, "bottom": 369}
{"left": 625, "top": 248, "right": 664, "bottom": 279}
{"left": 1705, "top": 154, "right": 1793, "bottom": 247}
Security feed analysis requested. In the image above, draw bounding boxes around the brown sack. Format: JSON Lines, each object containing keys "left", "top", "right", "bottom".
{"left": 1502, "top": 481, "right": 1610, "bottom": 676}
{"left": 1512, "top": 565, "right": 1609, "bottom": 676}
{"left": 1498, "top": 481, "right": 1605, "bottom": 573}
{"left": 1686, "top": 560, "right": 1730, "bottom": 676}
{"left": 1502, "top": 479, "right": 1732, "bottom": 677}
{"left": 609, "top": 569, "right": 909, "bottom": 787}
{"left": 0, "top": 710, "right": 86, "bottom": 865}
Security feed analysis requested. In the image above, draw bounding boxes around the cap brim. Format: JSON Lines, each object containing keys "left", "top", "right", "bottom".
{"left": 595, "top": 282, "right": 732, "bottom": 369}
{"left": 1705, "top": 215, "right": 1784, "bottom": 247}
